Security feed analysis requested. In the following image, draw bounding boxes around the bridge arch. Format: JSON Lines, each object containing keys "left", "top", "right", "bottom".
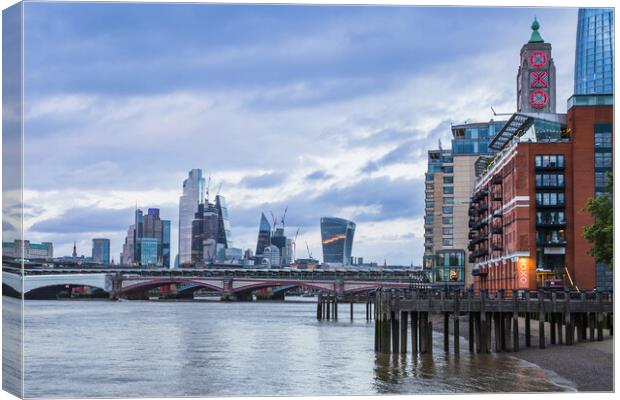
{"left": 120, "top": 278, "right": 224, "bottom": 296}
{"left": 231, "top": 280, "right": 335, "bottom": 295}
{"left": 24, "top": 283, "right": 109, "bottom": 300}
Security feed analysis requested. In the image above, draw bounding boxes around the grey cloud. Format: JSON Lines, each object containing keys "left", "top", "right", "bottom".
{"left": 30, "top": 207, "right": 135, "bottom": 234}
{"left": 305, "top": 170, "right": 333, "bottom": 181}
{"left": 240, "top": 172, "right": 287, "bottom": 189}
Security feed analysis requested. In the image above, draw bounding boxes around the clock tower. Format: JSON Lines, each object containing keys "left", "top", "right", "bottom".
{"left": 516, "top": 18, "right": 556, "bottom": 113}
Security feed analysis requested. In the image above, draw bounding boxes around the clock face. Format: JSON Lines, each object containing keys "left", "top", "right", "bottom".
{"left": 529, "top": 51, "right": 547, "bottom": 68}
{"left": 530, "top": 90, "right": 548, "bottom": 108}
{"left": 530, "top": 71, "right": 549, "bottom": 88}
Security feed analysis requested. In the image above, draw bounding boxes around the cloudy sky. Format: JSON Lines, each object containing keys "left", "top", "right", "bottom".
{"left": 18, "top": 2, "right": 578, "bottom": 264}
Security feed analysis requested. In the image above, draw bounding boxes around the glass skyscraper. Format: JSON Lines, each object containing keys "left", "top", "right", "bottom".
{"left": 91, "top": 238, "right": 110, "bottom": 264}
{"left": 320, "top": 217, "right": 355, "bottom": 265}
{"left": 178, "top": 169, "right": 206, "bottom": 266}
{"left": 574, "top": 8, "right": 614, "bottom": 94}
{"left": 255, "top": 212, "right": 272, "bottom": 255}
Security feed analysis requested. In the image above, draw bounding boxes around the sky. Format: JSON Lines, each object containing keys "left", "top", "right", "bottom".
{"left": 16, "top": 2, "right": 579, "bottom": 265}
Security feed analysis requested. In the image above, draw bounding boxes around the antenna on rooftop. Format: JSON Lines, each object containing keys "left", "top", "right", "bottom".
{"left": 491, "top": 106, "right": 513, "bottom": 116}
{"left": 206, "top": 175, "right": 211, "bottom": 203}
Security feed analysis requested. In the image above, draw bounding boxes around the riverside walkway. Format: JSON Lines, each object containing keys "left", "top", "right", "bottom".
{"left": 373, "top": 288, "right": 613, "bottom": 355}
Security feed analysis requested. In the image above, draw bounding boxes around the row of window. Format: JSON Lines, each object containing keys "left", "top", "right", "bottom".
{"left": 536, "top": 211, "right": 566, "bottom": 225}
{"left": 536, "top": 229, "right": 566, "bottom": 245}
{"left": 535, "top": 154, "right": 565, "bottom": 168}
{"left": 594, "top": 130, "right": 612, "bottom": 148}
{"left": 535, "top": 173, "right": 565, "bottom": 187}
{"left": 536, "top": 192, "right": 566, "bottom": 206}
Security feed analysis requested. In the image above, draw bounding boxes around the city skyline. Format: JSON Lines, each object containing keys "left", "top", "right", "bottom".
{"left": 20, "top": 4, "right": 579, "bottom": 264}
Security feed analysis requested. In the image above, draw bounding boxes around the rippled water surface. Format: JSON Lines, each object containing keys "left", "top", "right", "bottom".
{"left": 3, "top": 296, "right": 575, "bottom": 397}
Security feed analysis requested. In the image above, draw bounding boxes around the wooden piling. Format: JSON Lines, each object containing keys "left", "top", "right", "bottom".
{"left": 317, "top": 298, "right": 322, "bottom": 320}
{"left": 427, "top": 320, "right": 433, "bottom": 355}
{"left": 392, "top": 313, "right": 400, "bottom": 354}
{"left": 334, "top": 298, "right": 338, "bottom": 320}
{"left": 589, "top": 312, "right": 596, "bottom": 341}
{"left": 494, "top": 312, "right": 501, "bottom": 352}
{"left": 468, "top": 312, "right": 474, "bottom": 353}
{"left": 550, "top": 313, "right": 556, "bottom": 345}
{"left": 411, "top": 311, "right": 418, "bottom": 355}
{"left": 326, "top": 297, "right": 331, "bottom": 320}
{"left": 350, "top": 302, "right": 353, "bottom": 321}
{"left": 453, "top": 313, "right": 460, "bottom": 355}
{"left": 366, "top": 301, "right": 369, "bottom": 321}
{"left": 538, "top": 290, "right": 545, "bottom": 349}
{"left": 443, "top": 312, "right": 450, "bottom": 352}
{"left": 400, "top": 311, "right": 408, "bottom": 354}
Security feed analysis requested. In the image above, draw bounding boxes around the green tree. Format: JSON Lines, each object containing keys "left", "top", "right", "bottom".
{"left": 583, "top": 171, "right": 613, "bottom": 268}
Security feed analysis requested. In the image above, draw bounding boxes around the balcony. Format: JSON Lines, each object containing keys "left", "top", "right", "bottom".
{"left": 535, "top": 164, "right": 564, "bottom": 171}
{"left": 471, "top": 267, "right": 488, "bottom": 277}
{"left": 491, "top": 225, "right": 503, "bottom": 234}
{"left": 536, "top": 239, "right": 567, "bottom": 247}
{"left": 491, "top": 242, "right": 503, "bottom": 251}
{"left": 536, "top": 202, "right": 566, "bottom": 209}
{"left": 536, "top": 220, "right": 566, "bottom": 228}
{"left": 470, "top": 234, "right": 488, "bottom": 245}
{"left": 491, "top": 174, "right": 502, "bottom": 185}
{"left": 492, "top": 192, "right": 502, "bottom": 201}
{"left": 535, "top": 184, "right": 565, "bottom": 190}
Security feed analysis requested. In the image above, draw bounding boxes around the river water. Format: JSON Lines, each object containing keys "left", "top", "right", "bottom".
{"left": 3, "top": 296, "right": 575, "bottom": 398}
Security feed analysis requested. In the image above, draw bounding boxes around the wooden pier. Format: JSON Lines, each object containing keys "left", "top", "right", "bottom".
{"left": 374, "top": 288, "right": 613, "bottom": 355}
{"left": 316, "top": 293, "right": 374, "bottom": 322}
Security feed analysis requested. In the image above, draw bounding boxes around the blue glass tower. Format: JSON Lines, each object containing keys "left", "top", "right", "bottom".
{"left": 574, "top": 8, "right": 614, "bottom": 94}
{"left": 320, "top": 217, "right": 355, "bottom": 265}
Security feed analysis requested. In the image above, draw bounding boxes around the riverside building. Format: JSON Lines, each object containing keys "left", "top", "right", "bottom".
{"left": 468, "top": 18, "right": 613, "bottom": 292}
{"left": 423, "top": 120, "right": 504, "bottom": 289}
{"left": 178, "top": 169, "right": 206, "bottom": 266}
{"left": 91, "top": 238, "right": 110, "bottom": 264}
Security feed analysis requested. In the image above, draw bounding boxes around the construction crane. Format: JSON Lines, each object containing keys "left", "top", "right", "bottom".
{"left": 205, "top": 175, "right": 211, "bottom": 203}
{"left": 216, "top": 182, "right": 223, "bottom": 197}
{"left": 305, "top": 240, "right": 313, "bottom": 260}
{"left": 292, "top": 227, "right": 301, "bottom": 261}
{"left": 280, "top": 206, "right": 288, "bottom": 231}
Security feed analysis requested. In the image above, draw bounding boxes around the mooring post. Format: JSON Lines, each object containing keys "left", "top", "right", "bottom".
{"left": 375, "top": 315, "right": 379, "bottom": 352}
{"left": 453, "top": 313, "right": 460, "bottom": 355}
{"left": 385, "top": 313, "right": 392, "bottom": 353}
{"left": 480, "top": 289, "right": 488, "bottom": 353}
{"left": 392, "top": 312, "right": 400, "bottom": 354}
{"left": 317, "top": 297, "right": 322, "bottom": 320}
{"left": 400, "top": 311, "right": 408, "bottom": 354}
{"left": 366, "top": 301, "right": 369, "bottom": 321}
{"left": 512, "top": 289, "right": 519, "bottom": 352}
{"left": 350, "top": 301, "right": 353, "bottom": 321}
{"left": 469, "top": 312, "right": 475, "bottom": 353}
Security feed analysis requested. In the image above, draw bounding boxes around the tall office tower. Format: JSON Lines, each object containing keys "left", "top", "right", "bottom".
{"left": 190, "top": 194, "right": 239, "bottom": 265}
{"left": 215, "top": 195, "right": 232, "bottom": 248}
{"left": 255, "top": 213, "right": 272, "bottom": 255}
{"left": 121, "top": 225, "right": 135, "bottom": 266}
{"left": 574, "top": 8, "right": 614, "bottom": 94}
{"left": 421, "top": 121, "right": 505, "bottom": 289}
{"left": 178, "top": 169, "right": 205, "bottom": 266}
{"left": 125, "top": 208, "right": 171, "bottom": 267}
{"left": 516, "top": 18, "right": 556, "bottom": 113}
{"left": 91, "top": 238, "right": 110, "bottom": 264}
{"left": 320, "top": 217, "right": 355, "bottom": 265}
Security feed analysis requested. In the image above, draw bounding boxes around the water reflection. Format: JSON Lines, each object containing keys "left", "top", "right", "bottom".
{"left": 3, "top": 298, "right": 577, "bottom": 397}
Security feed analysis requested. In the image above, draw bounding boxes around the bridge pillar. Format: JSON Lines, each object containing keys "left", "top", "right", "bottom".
{"left": 400, "top": 311, "right": 408, "bottom": 354}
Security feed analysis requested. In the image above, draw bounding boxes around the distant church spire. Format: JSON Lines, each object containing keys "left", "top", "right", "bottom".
{"left": 72, "top": 241, "right": 77, "bottom": 258}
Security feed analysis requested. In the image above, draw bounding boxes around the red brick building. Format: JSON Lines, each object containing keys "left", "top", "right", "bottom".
{"left": 469, "top": 95, "right": 613, "bottom": 292}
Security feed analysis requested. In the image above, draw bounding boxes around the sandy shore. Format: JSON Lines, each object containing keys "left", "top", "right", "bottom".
{"left": 428, "top": 313, "right": 614, "bottom": 392}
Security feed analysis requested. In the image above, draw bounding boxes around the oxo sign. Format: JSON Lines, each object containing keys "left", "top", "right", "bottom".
{"left": 517, "top": 258, "right": 530, "bottom": 288}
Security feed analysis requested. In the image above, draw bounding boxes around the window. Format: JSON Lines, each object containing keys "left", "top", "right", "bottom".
{"left": 535, "top": 174, "right": 565, "bottom": 187}
{"left": 442, "top": 238, "right": 454, "bottom": 246}
{"left": 595, "top": 152, "right": 612, "bottom": 168}
{"left": 424, "top": 217, "right": 434, "bottom": 225}
{"left": 425, "top": 183, "right": 434, "bottom": 190}
{"left": 425, "top": 201, "right": 434, "bottom": 209}
{"left": 443, "top": 186, "right": 454, "bottom": 194}
{"left": 443, "top": 166, "right": 454, "bottom": 173}
{"left": 536, "top": 192, "right": 565, "bottom": 206}
{"left": 425, "top": 210, "right": 434, "bottom": 217}
{"left": 425, "top": 192, "right": 434, "bottom": 199}
{"left": 442, "top": 227, "right": 453, "bottom": 235}
{"left": 443, "top": 176, "right": 454, "bottom": 184}
{"left": 443, "top": 197, "right": 454, "bottom": 205}
{"left": 426, "top": 174, "right": 434, "bottom": 181}
{"left": 595, "top": 172, "right": 609, "bottom": 187}
{"left": 425, "top": 228, "right": 433, "bottom": 235}
{"left": 442, "top": 206, "right": 453, "bottom": 214}
{"left": 442, "top": 217, "right": 453, "bottom": 225}
{"left": 425, "top": 237, "right": 433, "bottom": 244}
{"left": 595, "top": 132, "right": 612, "bottom": 148}
{"left": 536, "top": 154, "right": 565, "bottom": 168}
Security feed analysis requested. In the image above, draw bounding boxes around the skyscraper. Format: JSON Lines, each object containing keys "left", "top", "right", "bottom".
{"left": 516, "top": 18, "right": 556, "bottom": 113}
{"left": 178, "top": 169, "right": 205, "bottom": 266}
{"left": 190, "top": 194, "right": 239, "bottom": 265}
{"left": 574, "top": 8, "right": 614, "bottom": 95}
{"left": 123, "top": 208, "right": 171, "bottom": 267}
{"left": 91, "top": 238, "right": 110, "bottom": 264}
{"left": 320, "top": 217, "right": 355, "bottom": 265}
{"left": 255, "top": 212, "right": 271, "bottom": 255}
